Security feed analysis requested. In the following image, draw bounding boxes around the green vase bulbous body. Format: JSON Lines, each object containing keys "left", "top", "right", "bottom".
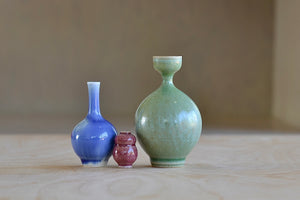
{"left": 135, "top": 56, "right": 202, "bottom": 167}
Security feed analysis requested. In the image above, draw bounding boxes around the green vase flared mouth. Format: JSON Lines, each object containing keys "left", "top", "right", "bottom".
{"left": 153, "top": 56, "right": 182, "bottom": 76}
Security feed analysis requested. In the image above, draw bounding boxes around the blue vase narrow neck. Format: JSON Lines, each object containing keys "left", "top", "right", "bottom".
{"left": 87, "top": 82, "right": 102, "bottom": 120}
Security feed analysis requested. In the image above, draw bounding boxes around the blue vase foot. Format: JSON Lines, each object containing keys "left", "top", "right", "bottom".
{"left": 81, "top": 159, "right": 107, "bottom": 167}
{"left": 150, "top": 158, "right": 185, "bottom": 168}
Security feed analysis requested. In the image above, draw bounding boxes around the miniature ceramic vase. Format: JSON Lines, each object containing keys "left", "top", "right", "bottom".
{"left": 71, "top": 82, "right": 117, "bottom": 167}
{"left": 135, "top": 56, "right": 202, "bottom": 167}
{"left": 113, "top": 131, "right": 138, "bottom": 168}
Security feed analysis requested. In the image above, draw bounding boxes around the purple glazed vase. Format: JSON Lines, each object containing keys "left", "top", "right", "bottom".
{"left": 113, "top": 131, "right": 138, "bottom": 168}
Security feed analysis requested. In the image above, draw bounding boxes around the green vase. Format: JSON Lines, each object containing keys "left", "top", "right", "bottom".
{"left": 135, "top": 56, "right": 202, "bottom": 167}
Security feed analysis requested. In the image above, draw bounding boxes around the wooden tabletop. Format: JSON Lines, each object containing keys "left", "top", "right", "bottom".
{"left": 0, "top": 131, "right": 299, "bottom": 200}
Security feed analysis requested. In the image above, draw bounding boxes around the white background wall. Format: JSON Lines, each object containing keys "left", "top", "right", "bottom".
{"left": 0, "top": 1, "right": 273, "bottom": 125}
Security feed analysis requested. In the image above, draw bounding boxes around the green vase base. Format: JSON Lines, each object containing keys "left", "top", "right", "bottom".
{"left": 150, "top": 158, "right": 185, "bottom": 168}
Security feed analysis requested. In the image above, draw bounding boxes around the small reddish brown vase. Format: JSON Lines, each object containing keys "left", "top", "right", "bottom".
{"left": 113, "top": 131, "right": 138, "bottom": 168}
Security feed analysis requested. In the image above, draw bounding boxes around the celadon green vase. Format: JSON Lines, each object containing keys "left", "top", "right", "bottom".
{"left": 135, "top": 56, "right": 202, "bottom": 167}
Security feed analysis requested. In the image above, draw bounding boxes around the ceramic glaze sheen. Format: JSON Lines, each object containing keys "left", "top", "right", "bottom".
{"left": 71, "top": 82, "right": 117, "bottom": 167}
{"left": 135, "top": 56, "right": 202, "bottom": 167}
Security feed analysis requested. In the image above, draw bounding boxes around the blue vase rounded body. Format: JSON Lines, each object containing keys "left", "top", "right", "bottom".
{"left": 71, "top": 82, "right": 117, "bottom": 167}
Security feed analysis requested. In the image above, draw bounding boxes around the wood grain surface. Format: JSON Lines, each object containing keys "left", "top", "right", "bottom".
{"left": 0, "top": 132, "right": 299, "bottom": 200}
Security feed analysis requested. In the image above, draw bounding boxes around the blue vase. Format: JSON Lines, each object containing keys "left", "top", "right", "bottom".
{"left": 71, "top": 82, "right": 117, "bottom": 167}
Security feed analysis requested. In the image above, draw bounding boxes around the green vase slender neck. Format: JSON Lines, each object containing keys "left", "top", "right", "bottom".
{"left": 162, "top": 74, "right": 174, "bottom": 85}
{"left": 153, "top": 56, "right": 182, "bottom": 86}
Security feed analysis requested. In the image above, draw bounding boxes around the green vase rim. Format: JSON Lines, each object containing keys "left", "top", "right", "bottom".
{"left": 153, "top": 56, "right": 182, "bottom": 60}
